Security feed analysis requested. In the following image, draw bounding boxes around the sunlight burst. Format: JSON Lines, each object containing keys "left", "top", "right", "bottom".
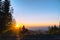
{"left": 11, "top": 22, "right": 23, "bottom": 34}
{"left": 16, "top": 24, "right": 20, "bottom": 28}
{"left": 15, "top": 22, "right": 23, "bottom": 29}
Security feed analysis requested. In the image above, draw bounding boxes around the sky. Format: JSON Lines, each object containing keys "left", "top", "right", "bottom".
{"left": 11, "top": 0, "right": 60, "bottom": 27}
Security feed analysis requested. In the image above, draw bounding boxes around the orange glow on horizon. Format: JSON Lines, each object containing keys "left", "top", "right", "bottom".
{"left": 21, "top": 22, "right": 59, "bottom": 27}
{"left": 15, "top": 19, "right": 59, "bottom": 27}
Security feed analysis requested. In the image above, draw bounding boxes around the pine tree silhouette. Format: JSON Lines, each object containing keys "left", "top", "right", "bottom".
{"left": 0, "top": 0, "right": 13, "bottom": 34}
{"left": 58, "top": 21, "right": 60, "bottom": 34}
{"left": 21, "top": 25, "right": 28, "bottom": 34}
{"left": 4, "top": 0, "right": 10, "bottom": 13}
{"left": 0, "top": 0, "right": 1, "bottom": 11}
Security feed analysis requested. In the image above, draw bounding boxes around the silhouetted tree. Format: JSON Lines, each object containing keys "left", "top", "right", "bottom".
{"left": 48, "top": 25, "right": 59, "bottom": 34}
{"left": 4, "top": 0, "right": 10, "bottom": 13}
{"left": 48, "top": 26, "right": 54, "bottom": 34}
{"left": 0, "top": 0, "right": 13, "bottom": 34}
{"left": 59, "top": 22, "right": 60, "bottom": 29}
{"left": 54, "top": 25, "right": 58, "bottom": 30}
{"left": 21, "top": 25, "right": 28, "bottom": 34}
{"left": 0, "top": 0, "right": 1, "bottom": 10}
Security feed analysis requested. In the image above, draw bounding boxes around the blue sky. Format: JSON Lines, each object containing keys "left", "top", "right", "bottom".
{"left": 11, "top": 0, "right": 60, "bottom": 26}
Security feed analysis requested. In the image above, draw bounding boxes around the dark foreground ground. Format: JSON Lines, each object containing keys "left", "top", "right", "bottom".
{"left": 0, "top": 34, "right": 60, "bottom": 40}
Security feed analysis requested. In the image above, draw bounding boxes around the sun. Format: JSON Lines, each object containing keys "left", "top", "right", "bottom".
{"left": 16, "top": 24, "right": 20, "bottom": 28}
{"left": 15, "top": 22, "right": 23, "bottom": 29}
{"left": 10, "top": 21, "right": 23, "bottom": 33}
{"left": 11, "top": 22, "right": 23, "bottom": 33}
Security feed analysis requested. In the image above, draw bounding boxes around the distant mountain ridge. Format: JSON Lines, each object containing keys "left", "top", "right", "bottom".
{"left": 26, "top": 26, "right": 49, "bottom": 31}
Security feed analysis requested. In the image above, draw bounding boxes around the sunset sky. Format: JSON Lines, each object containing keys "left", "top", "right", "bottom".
{"left": 11, "top": 0, "right": 60, "bottom": 27}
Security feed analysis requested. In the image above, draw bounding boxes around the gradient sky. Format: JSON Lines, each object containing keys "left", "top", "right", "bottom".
{"left": 11, "top": 0, "right": 60, "bottom": 27}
